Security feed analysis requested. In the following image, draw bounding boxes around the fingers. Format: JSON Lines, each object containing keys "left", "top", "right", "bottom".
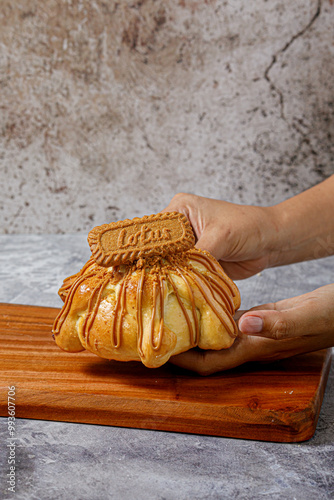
{"left": 238, "top": 292, "right": 330, "bottom": 341}
{"left": 169, "top": 349, "right": 241, "bottom": 376}
{"left": 161, "top": 193, "right": 192, "bottom": 219}
{"left": 162, "top": 193, "right": 226, "bottom": 262}
{"left": 239, "top": 308, "right": 312, "bottom": 340}
{"left": 169, "top": 350, "right": 218, "bottom": 376}
{"left": 170, "top": 285, "right": 334, "bottom": 375}
{"left": 169, "top": 334, "right": 254, "bottom": 375}
{"left": 161, "top": 193, "right": 203, "bottom": 242}
{"left": 195, "top": 230, "right": 223, "bottom": 261}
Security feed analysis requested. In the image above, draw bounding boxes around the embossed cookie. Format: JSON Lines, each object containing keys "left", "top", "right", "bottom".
{"left": 88, "top": 212, "right": 196, "bottom": 267}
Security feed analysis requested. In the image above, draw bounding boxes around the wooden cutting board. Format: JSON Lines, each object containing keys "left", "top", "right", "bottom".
{"left": 0, "top": 303, "right": 332, "bottom": 442}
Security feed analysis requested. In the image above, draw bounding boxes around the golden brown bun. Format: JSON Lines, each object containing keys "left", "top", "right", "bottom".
{"left": 53, "top": 249, "right": 240, "bottom": 368}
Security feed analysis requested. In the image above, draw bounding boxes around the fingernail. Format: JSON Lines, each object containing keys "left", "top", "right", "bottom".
{"left": 239, "top": 316, "right": 263, "bottom": 334}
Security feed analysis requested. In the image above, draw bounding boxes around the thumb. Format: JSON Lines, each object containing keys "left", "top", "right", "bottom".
{"left": 238, "top": 308, "right": 306, "bottom": 340}
{"left": 195, "top": 230, "right": 223, "bottom": 261}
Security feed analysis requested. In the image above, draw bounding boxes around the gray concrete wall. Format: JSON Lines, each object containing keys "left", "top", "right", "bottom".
{"left": 1, "top": 0, "right": 333, "bottom": 234}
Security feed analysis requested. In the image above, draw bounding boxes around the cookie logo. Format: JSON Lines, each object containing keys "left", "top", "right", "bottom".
{"left": 88, "top": 212, "right": 195, "bottom": 266}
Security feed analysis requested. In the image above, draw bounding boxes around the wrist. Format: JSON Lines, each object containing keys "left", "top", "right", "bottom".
{"left": 261, "top": 204, "right": 287, "bottom": 269}
{"left": 264, "top": 176, "right": 334, "bottom": 267}
{"left": 264, "top": 200, "right": 308, "bottom": 268}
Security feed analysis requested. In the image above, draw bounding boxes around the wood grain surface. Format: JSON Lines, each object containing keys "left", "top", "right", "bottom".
{"left": 0, "top": 303, "right": 332, "bottom": 442}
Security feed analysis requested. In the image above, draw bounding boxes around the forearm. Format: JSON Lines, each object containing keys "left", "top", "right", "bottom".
{"left": 267, "top": 175, "right": 334, "bottom": 267}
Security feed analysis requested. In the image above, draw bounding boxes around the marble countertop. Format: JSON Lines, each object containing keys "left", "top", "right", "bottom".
{"left": 0, "top": 235, "right": 333, "bottom": 500}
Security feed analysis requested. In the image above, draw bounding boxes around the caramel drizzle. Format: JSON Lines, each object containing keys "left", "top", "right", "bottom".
{"left": 188, "top": 252, "right": 236, "bottom": 297}
{"left": 219, "top": 303, "right": 238, "bottom": 336}
{"left": 72, "top": 257, "right": 96, "bottom": 278}
{"left": 182, "top": 267, "right": 237, "bottom": 338}
{"left": 110, "top": 280, "right": 125, "bottom": 348}
{"left": 81, "top": 283, "right": 100, "bottom": 340}
{"left": 137, "top": 269, "right": 164, "bottom": 355}
{"left": 110, "top": 269, "right": 131, "bottom": 348}
{"left": 165, "top": 268, "right": 195, "bottom": 344}
{"left": 204, "top": 274, "right": 234, "bottom": 315}
{"left": 149, "top": 282, "right": 157, "bottom": 349}
{"left": 83, "top": 276, "right": 110, "bottom": 345}
{"left": 174, "top": 265, "right": 199, "bottom": 346}
{"left": 156, "top": 274, "right": 165, "bottom": 350}
{"left": 136, "top": 267, "right": 146, "bottom": 357}
{"left": 149, "top": 281, "right": 160, "bottom": 351}
{"left": 53, "top": 271, "right": 96, "bottom": 335}
{"left": 58, "top": 258, "right": 96, "bottom": 299}
{"left": 190, "top": 267, "right": 234, "bottom": 316}
{"left": 55, "top": 250, "right": 238, "bottom": 355}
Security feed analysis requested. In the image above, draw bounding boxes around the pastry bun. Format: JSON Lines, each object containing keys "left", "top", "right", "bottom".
{"left": 53, "top": 213, "right": 240, "bottom": 368}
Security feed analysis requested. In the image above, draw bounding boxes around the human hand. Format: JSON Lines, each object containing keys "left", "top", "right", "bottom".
{"left": 169, "top": 284, "right": 334, "bottom": 375}
{"left": 162, "top": 193, "right": 279, "bottom": 279}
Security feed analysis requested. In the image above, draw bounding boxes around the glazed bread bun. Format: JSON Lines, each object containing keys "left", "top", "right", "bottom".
{"left": 53, "top": 213, "right": 240, "bottom": 368}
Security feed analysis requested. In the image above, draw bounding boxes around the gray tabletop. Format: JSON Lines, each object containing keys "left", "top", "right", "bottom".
{"left": 0, "top": 235, "right": 333, "bottom": 500}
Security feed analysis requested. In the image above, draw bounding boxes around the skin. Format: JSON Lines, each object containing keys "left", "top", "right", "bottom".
{"left": 162, "top": 175, "right": 334, "bottom": 375}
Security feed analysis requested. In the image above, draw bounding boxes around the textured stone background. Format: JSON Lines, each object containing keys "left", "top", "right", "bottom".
{"left": 1, "top": 0, "right": 333, "bottom": 233}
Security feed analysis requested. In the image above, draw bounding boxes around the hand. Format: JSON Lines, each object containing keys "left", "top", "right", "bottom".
{"left": 162, "top": 193, "right": 279, "bottom": 279}
{"left": 169, "top": 284, "right": 334, "bottom": 375}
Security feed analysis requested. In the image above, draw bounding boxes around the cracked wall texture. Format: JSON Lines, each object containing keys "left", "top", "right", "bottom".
{"left": 0, "top": 0, "right": 333, "bottom": 233}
